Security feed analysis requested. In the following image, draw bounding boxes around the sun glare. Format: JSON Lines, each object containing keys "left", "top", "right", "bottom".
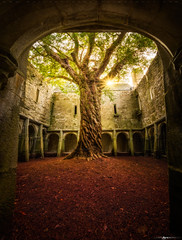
{"left": 106, "top": 80, "right": 114, "bottom": 86}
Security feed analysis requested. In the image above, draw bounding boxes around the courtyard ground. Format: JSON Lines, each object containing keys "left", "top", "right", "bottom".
{"left": 11, "top": 156, "right": 176, "bottom": 240}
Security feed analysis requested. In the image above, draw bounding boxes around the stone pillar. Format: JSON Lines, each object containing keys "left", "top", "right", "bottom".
{"left": 0, "top": 50, "right": 20, "bottom": 239}
{"left": 159, "top": 46, "right": 182, "bottom": 235}
{"left": 57, "top": 130, "right": 63, "bottom": 157}
{"left": 40, "top": 124, "right": 44, "bottom": 158}
{"left": 24, "top": 118, "right": 29, "bottom": 162}
{"left": 129, "top": 130, "right": 134, "bottom": 156}
{"left": 153, "top": 123, "right": 159, "bottom": 158}
{"left": 144, "top": 128, "right": 149, "bottom": 156}
{"left": 113, "top": 129, "right": 117, "bottom": 156}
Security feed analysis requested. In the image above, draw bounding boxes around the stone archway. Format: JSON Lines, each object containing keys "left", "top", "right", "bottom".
{"left": 64, "top": 133, "right": 77, "bottom": 153}
{"left": 148, "top": 127, "right": 154, "bottom": 155}
{"left": 28, "top": 124, "right": 36, "bottom": 158}
{"left": 117, "top": 133, "right": 129, "bottom": 155}
{"left": 133, "top": 132, "right": 144, "bottom": 155}
{"left": 101, "top": 133, "right": 112, "bottom": 154}
{"left": 47, "top": 133, "right": 59, "bottom": 155}
{"left": 0, "top": 1, "right": 182, "bottom": 236}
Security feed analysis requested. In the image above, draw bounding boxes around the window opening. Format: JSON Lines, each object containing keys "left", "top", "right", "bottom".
{"left": 114, "top": 104, "right": 117, "bottom": 114}
{"left": 74, "top": 105, "right": 77, "bottom": 115}
{"left": 36, "top": 89, "right": 39, "bottom": 103}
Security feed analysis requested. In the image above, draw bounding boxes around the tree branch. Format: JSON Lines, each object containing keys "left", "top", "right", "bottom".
{"left": 81, "top": 33, "right": 95, "bottom": 68}
{"left": 95, "top": 32, "right": 126, "bottom": 77}
{"left": 46, "top": 75, "right": 73, "bottom": 82}
{"left": 42, "top": 45, "right": 79, "bottom": 84}
{"left": 71, "top": 33, "right": 80, "bottom": 68}
{"left": 48, "top": 44, "right": 73, "bottom": 62}
{"left": 103, "top": 60, "right": 126, "bottom": 81}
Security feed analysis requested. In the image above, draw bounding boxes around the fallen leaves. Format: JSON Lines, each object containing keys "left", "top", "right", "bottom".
{"left": 19, "top": 211, "right": 27, "bottom": 216}
{"left": 12, "top": 156, "right": 171, "bottom": 240}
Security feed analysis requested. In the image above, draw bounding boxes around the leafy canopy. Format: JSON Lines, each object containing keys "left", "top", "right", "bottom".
{"left": 29, "top": 32, "right": 157, "bottom": 92}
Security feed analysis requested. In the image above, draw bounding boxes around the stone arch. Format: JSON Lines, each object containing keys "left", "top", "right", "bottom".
{"left": 7, "top": 1, "right": 178, "bottom": 66}
{"left": 159, "top": 122, "right": 167, "bottom": 156}
{"left": 47, "top": 133, "right": 59, "bottom": 154}
{"left": 101, "top": 133, "right": 112, "bottom": 154}
{"left": 64, "top": 133, "right": 77, "bottom": 153}
{"left": 29, "top": 124, "right": 37, "bottom": 157}
{"left": 133, "top": 132, "right": 144, "bottom": 155}
{"left": 1, "top": 1, "right": 182, "bottom": 236}
{"left": 42, "top": 128, "right": 47, "bottom": 151}
{"left": 117, "top": 132, "right": 129, "bottom": 154}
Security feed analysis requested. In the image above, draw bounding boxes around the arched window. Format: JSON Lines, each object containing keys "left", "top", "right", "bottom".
{"left": 150, "top": 87, "right": 155, "bottom": 100}
{"left": 64, "top": 133, "right": 77, "bottom": 153}
{"left": 148, "top": 127, "right": 154, "bottom": 154}
{"left": 133, "top": 132, "right": 144, "bottom": 154}
{"left": 48, "top": 134, "right": 59, "bottom": 153}
{"left": 29, "top": 125, "right": 36, "bottom": 157}
{"left": 117, "top": 133, "right": 129, "bottom": 154}
{"left": 101, "top": 133, "right": 112, "bottom": 153}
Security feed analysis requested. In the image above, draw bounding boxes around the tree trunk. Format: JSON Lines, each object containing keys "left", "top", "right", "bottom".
{"left": 65, "top": 79, "right": 104, "bottom": 161}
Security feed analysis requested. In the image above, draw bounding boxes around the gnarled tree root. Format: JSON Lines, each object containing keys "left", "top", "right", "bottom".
{"left": 64, "top": 151, "right": 107, "bottom": 161}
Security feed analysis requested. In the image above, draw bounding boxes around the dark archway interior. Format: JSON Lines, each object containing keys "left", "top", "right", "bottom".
{"left": 48, "top": 134, "right": 59, "bottom": 153}
{"left": 101, "top": 133, "right": 112, "bottom": 153}
{"left": 133, "top": 132, "right": 143, "bottom": 154}
{"left": 117, "top": 133, "right": 129, "bottom": 153}
{"left": 64, "top": 134, "right": 77, "bottom": 153}
{"left": 29, "top": 125, "right": 35, "bottom": 156}
{"left": 159, "top": 123, "right": 167, "bottom": 156}
{"left": 148, "top": 127, "right": 154, "bottom": 154}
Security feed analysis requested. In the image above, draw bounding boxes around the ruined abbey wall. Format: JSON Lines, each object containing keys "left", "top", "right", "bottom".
{"left": 19, "top": 64, "right": 53, "bottom": 126}
{"left": 49, "top": 84, "right": 142, "bottom": 131}
{"left": 136, "top": 54, "right": 166, "bottom": 127}
{"left": 20, "top": 54, "right": 165, "bottom": 132}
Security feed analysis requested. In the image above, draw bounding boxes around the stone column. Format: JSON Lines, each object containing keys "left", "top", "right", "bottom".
{"left": 113, "top": 129, "right": 117, "bottom": 156}
{"left": 24, "top": 118, "right": 29, "bottom": 162}
{"left": 40, "top": 124, "right": 44, "bottom": 158}
{"left": 0, "top": 50, "right": 20, "bottom": 239}
{"left": 159, "top": 46, "right": 182, "bottom": 235}
{"left": 57, "top": 130, "right": 63, "bottom": 157}
{"left": 129, "top": 130, "right": 134, "bottom": 156}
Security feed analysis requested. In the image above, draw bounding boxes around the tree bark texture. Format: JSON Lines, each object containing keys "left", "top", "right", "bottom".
{"left": 65, "top": 79, "right": 104, "bottom": 161}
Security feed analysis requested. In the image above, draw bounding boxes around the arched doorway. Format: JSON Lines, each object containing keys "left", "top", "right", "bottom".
{"left": 43, "top": 129, "right": 47, "bottom": 151}
{"left": 117, "top": 133, "right": 129, "bottom": 155}
{"left": 47, "top": 134, "right": 59, "bottom": 156}
{"left": 101, "top": 133, "right": 112, "bottom": 155}
{"left": 159, "top": 123, "right": 167, "bottom": 157}
{"left": 148, "top": 127, "right": 154, "bottom": 156}
{"left": 64, "top": 133, "right": 77, "bottom": 153}
{"left": 133, "top": 132, "right": 144, "bottom": 155}
{"left": 29, "top": 125, "right": 36, "bottom": 158}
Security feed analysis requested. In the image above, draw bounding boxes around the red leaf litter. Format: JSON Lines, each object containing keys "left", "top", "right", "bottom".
{"left": 11, "top": 156, "right": 178, "bottom": 240}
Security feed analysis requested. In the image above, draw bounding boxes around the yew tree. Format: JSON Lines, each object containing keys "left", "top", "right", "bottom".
{"left": 29, "top": 32, "right": 156, "bottom": 160}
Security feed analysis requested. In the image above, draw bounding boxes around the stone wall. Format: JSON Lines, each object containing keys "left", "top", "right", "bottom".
{"left": 19, "top": 64, "right": 53, "bottom": 126}
{"left": 49, "top": 92, "right": 80, "bottom": 130}
{"left": 101, "top": 87, "right": 142, "bottom": 129}
{"left": 136, "top": 54, "right": 166, "bottom": 127}
{"left": 50, "top": 83, "right": 142, "bottom": 131}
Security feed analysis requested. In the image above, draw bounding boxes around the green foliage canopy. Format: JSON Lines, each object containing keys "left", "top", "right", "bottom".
{"left": 29, "top": 32, "right": 157, "bottom": 92}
